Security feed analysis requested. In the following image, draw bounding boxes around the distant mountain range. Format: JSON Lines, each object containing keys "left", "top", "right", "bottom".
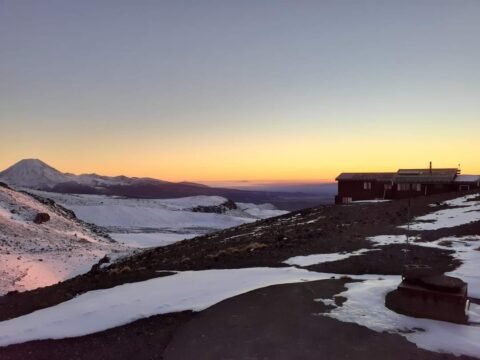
{"left": 0, "top": 159, "right": 333, "bottom": 208}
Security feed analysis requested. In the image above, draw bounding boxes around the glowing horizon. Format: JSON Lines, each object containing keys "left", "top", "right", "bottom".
{"left": 0, "top": 153, "right": 478, "bottom": 184}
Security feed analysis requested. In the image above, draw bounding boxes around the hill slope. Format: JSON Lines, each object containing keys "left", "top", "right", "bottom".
{"left": 0, "top": 184, "right": 124, "bottom": 295}
{"left": 1, "top": 191, "right": 479, "bottom": 359}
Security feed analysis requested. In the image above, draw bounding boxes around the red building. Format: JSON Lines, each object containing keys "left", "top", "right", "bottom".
{"left": 335, "top": 173, "right": 395, "bottom": 204}
{"left": 454, "top": 175, "right": 480, "bottom": 192}
{"left": 335, "top": 166, "right": 479, "bottom": 204}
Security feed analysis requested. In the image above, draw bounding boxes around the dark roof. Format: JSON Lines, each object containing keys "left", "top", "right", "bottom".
{"left": 397, "top": 168, "right": 458, "bottom": 175}
{"left": 394, "top": 168, "right": 458, "bottom": 184}
{"left": 454, "top": 175, "right": 480, "bottom": 183}
{"left": 336, "top": 173, "right": 395, "bottom": 182}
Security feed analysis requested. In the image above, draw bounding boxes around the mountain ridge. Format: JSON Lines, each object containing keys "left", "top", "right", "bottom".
{"left": 0, "top": 159, "right": 178, "bottom": 190}
{"left": 0, "top": 159, "right": 323, "bottom": 209}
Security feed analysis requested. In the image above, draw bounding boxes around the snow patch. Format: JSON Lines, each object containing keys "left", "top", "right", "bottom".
{"left": 284, "top": 249, "right": 372, "bottom": 267}
{"left": 401, "top": 194, "right": 480, "bottom": 231}
{"left": 314, "top": 298, "right": 337, "bottom": 306}
{"left": 0, "top": 267, "right": 331, "bottom": 346}
{"left": 367, "top": 235, "right": 420, "bottom": 247}
{"left": 325, "top": 278, "right": 480, "bottom": 358}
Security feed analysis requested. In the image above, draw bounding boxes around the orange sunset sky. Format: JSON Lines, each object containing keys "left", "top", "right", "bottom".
{"left": 1, "top": 1, "right": 479, "bottom": 182}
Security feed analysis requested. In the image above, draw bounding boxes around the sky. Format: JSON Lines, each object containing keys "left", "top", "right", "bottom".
{"left": 1, "top": 0, "right": 479, "bottom": 182}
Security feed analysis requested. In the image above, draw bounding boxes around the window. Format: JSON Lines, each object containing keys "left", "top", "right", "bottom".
{"left": 397, "top": 183, "right": 410, "bottom": 191}
{"left": 412, "top": 184, "right": 422, "bottom": 191}
{"left": 384, "top": 183, "right": 392, "bottom": 190}
{"left": 363, "top": 181, "right": 372, "bottom": 190}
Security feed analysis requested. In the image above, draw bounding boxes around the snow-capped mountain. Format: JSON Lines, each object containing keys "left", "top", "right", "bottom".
{"left": 0, "top": 183, "right": 125, "bottom": 295}
{"left": 0, "top": 159, "right": 73, "bottom": 189}
{"left": 0, "top": 159, "right": 306, "bottom": 206}
{"left": 0, "top": 159, "right": 136, "bottom": 190}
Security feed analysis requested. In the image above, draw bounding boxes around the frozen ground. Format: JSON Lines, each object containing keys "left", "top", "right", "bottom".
{"left": 1, "top": 192, "right": 479, "bottom": 358}
{"left": 0, "top": 187, "right": 288, "bottom": 295}
{"left": 0, "top": 267, "right": 332, "bottom": 346}
{"left": 1, "top": 263, "right": 478, "bottom": 358}
{"left": 30, "top": 191, "right": 288, "bottom": 248}
{"left": 401, "top": 194, "right": 480, "bottom": 230}
{"left": 2, "top": 232, "right": 479, "bottom": 357}
{"left": 325, "top": 277, "right": 480, "bottom": 358}
{"left": 0, "top": 186, "right": 125, "bottom": 295}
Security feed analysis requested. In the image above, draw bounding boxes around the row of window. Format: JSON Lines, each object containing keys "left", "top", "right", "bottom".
{"left": 362, "top": 182, "right": 422, "bottom": 191}
{"left": 397, "top": 183, "right": 421, "bottom": 191}
{"left": 363, "top": 182, "right": 372, "bottom": 190}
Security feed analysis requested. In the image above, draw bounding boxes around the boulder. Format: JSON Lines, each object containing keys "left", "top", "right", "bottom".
{"left": 34, "top": 212, "right": 51, "bottom": 224}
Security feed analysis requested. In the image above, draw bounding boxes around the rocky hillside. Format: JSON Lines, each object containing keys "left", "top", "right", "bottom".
{"left": 0, "top": 183, "right": 125, "bottom": 295}
{"left": 1, "top": 190, "right": 479, "bottom": 360}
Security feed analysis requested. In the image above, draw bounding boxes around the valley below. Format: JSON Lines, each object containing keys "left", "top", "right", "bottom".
{"left": 29, "top": 190, "right": 288, "bottom": 249}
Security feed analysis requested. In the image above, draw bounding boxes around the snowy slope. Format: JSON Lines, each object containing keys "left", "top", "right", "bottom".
{"left": 30, "top": 191, "right": 289, "bottom": 248}
{"left": 0, "top": 185, "right": 125, "bottom": 295}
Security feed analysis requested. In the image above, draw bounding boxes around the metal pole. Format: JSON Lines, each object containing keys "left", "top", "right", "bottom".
{"left": 406, "top": 199, "right": 411, "bottom": 245}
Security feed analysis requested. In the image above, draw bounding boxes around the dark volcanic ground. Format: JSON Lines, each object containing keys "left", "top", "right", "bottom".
{"left": 1, "top": 191, "right": 479, "bottom": 360}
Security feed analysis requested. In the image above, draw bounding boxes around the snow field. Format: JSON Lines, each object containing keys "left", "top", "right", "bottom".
{"left": 401, "top": 194, "right": 480, "bottom": 230}
{"left": 284, "top": 249, "right": 373, "bottom": 267}
{"left": 30, "top": 191, "right": 288, "bottom": 248}
{"left": 0, "top": 268, "right": 332, "bottom": 346}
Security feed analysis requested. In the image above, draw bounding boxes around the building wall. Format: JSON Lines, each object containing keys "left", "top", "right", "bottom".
{"left": 337, "top": 181, "right": 462, "bottom": 203}
{"left": 391, "top": 183, "right": 455, "bottom": 199}
{"left": 336, "top": 180, "right": 391, "bottom": 203}
{"left": 336, "top": 175, "right": 480, "bottom": 204}
{"left": 455, "top": 182, "right": 480, "bottom": 191}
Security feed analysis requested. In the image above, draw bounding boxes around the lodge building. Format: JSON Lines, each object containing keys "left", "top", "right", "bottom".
{"left": 335, "top": 165, "right": 480, "bottom": 204}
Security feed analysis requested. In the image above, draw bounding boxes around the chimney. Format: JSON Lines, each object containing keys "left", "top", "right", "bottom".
{"left": 429, "top": 161, "right": 432, "bottom": 174}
